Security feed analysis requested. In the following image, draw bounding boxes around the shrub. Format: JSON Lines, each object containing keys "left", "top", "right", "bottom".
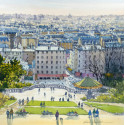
{"left": 81, "top": 97, "right": 87, "bottom": 101}
{"left": 9, "top": 96, "right": 16, "bottom": 100}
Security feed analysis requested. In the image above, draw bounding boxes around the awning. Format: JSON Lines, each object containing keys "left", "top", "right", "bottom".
{"left": 37, "top": 74, "right": 68, "bottom": 77}
{"left": 75, "top": 72, "right": 80, "bottom": 76}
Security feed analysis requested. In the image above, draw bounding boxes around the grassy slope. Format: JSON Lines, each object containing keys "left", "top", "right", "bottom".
{"left": 0, "top": 100, "right": 16, "bottom": 109}
{"left": 84, "top": 102, "right": 124, "bottom": 113}
{"left": 27, "top": 101, "right": 78, "bottom": 107}
{"left": 20, "top": 107, "right": 88, "bottom": 115}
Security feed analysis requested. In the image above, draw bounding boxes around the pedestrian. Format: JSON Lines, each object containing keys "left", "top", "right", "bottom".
{"left": 27, "top": 97, "right": 29, "bottom": 104}
{"left": 40, "top": 102, "right": 42, "bottom": 107}
{"left": 78, "top": 102, "right": 80, "bottom": 107}
{"left": 18, "top": 99, "right": 21, "bottom": 106}
{"left": 55, "top": 110, "right": 59, "bottom": 125}
{"left": 10, "top": 108, "right": 13, "bottom": 119}
{"left": 74, "top": 94, "right": 75, "bottom": 99}
{"left": 22, "top": 99, "right": 24, "bottom": 105}
{"left": 96, "top": 109, "right": 99, "bottom": 117}
{"left": 81, "top": 103, "right": 83, "bottom": 109}
{"left": 44, "top": 92, "right": 46, "bottom": 97}
{"left": 93, "top": 109, "right": 96, "bottom": 118}
{"left": 88, "top": 110, "right": 92, "bottom": 118}
{"left": 6, "top": 109, "right": 9, "bottom": 119}
{"left": 32, "top": 97, "right": 34, "bottom": 101}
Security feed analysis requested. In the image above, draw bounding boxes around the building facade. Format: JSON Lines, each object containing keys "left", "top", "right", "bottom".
{"left": 35, "top": 45, "right": 66, "bottom": 80}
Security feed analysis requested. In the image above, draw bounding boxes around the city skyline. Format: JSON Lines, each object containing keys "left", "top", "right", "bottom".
{"left": 0, "top": 0, "right": 124, "bottom": 16}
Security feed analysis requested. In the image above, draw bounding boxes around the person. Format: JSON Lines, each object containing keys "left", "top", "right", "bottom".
{"left": 44, "top": 92, "right": 46, "bottom": 97}
{"left": 78, "top": 102, "right": 80, "bottom": 107}
{"left": 40, "top": 102, "right": 42, "bottom": 107}
{"left": 32, "top": 97, "right": 34, "bottom": 101}
{"left": 6, "top": 109, "right": 9, "bottom": 119}
{"left": 96, "top": 109, "right": 99, "bottom": 117}
{"left": 27, "top": 97, "right": 29, "bottom": 104}
{"left": 18, "top": 99, "right": 21, "bottom": 106}
{"left": 22, "top": 99, "right": 24, "bottom": 105}
{"left": 88, "top": 110, "right": 92, "bottom": 118}
{"left": 55, "top": 110, "right": 59, "bottom": 125}
{"left": 93, "top": 109, "right": 96, "bottom": 117}
{"left": 10, "top": 108, "right": 13, "bottom": 119}
{"left": 23, "top": 109, "right": 26, "bottom": 112}
{"left": 74, "top": 94, "right": 75, "bottom": 99}
{"left": 81, "top": 103, "right": 83, "bottom": 109}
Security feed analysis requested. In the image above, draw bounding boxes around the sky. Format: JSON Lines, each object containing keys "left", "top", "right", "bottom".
{"left": 0, "top": 0, "right": 124, "bottom": 16}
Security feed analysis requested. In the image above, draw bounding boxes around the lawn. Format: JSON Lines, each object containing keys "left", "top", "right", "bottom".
{"left": 5, "top": 100, "right": 16, "bottom": 106}
{"left": 0, "top": 100, "right": 16, "bottom": 109}
{"left": 19, "top": 107, "right": 88, "bottom": 115}
{"left": 84, "top": 102, "right": 124, "bottom": 114}
{"left": 27, "top": 101, "right": 78, "bottom": 107}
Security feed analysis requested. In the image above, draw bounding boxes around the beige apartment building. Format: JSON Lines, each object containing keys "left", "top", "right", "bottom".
{"left": 35, "top": 45, "right": 67, "bottom": 80}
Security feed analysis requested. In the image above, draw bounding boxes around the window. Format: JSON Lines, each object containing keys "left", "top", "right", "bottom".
{"left": 41, "top": 66, "right": 43, "bottom": 68}
{"left": 51, "top": 66, "right": 53, "bottom": 69}
{"left": 51, "top": 51, "right": 53, "bottom": 54}
{"left": 37, "top": 51, "right": 39, "bottom": 54}
{"left": 56, "top": 71, "right": 58, "bottom": 74}
{"left": 56, "top": 51, "right": 58, "bottom": 53}
{"left": 37, "top": 66, "right": 39, "bottom": 68}
{"left": 46, "top": 51, "right": 48, "bottom": 54}
{"left": 42, "top": 51, "right": 44, "bottom": 54}
{"left": 41, "top": 71, "right": 43, "bottom": 74}
{"left": 51, "top": 56, "right": 53, "bottom": 59}
{"left": 56, "top": 61, "right": 58, "bottom": 64}
{"left": 56, "top": 56, "right": 58, "bottom": 59}
{"left": 46, "top": 71, "right": 48, "bottom": 74}
{"left": 46, "top": 61, "right": 48, "bottom": 64}
{"left": 51, "top": 61, "right": 53, "bottom": 64}
{"left": 56, "top": 66, "right": 58, "bottom": 69}
{"left": 37, "top": 61, "right": 39, "bottom": 63}
{"left": 60, "top": 56, "right": 61, "bottom": 59}
{"left": 37, "top": 56, "right": 39, "bottom": 59}
{"left": 46, "top": 66, "right": 48, "bottom": 68}
{"left": 51, "top": 71, "right": 53, "bottom": 74}
{"left": 37, "top": 71, "right": 39, "bottom": 73}
{"left": 41, "top": 56, "right": 44, "bottom": 59}
{"left": 46, "top": 56, "right": 48, "bottom": 59}
{"left": 41, "top": 61, "right": 43, "bottom": 63}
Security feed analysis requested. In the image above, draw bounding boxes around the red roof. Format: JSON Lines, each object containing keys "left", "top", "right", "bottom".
{"left": 37, "top": 74, "right": 68, "bottom": 77}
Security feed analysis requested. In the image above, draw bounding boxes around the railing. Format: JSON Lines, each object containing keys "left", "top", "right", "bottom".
{"left": 4, "top": 84, "right": 86, "bottom": 94}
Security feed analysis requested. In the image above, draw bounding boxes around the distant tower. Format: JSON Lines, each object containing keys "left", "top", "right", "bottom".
{"left": 4, "top": 29, "right": 17, "bottom": 49}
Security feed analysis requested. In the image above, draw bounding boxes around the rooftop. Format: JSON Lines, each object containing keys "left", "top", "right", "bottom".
{"left": 36, "top": 45, "right": 65, "bottom": 51}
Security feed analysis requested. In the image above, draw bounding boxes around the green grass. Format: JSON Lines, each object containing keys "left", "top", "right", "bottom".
{"left": 27, "top": 101, "right": 77, "bottom": 107}
{"left": 19, "top": 107, "right": 88, "bottom": 115}
{"left": 84, "top": 102, "right": 124, "bottom": 114}
{"left": 5, "top": 100, "right": 16, "bottom": 106}
{"left": 0, "top": 99, "right": 16, "bottom": 109}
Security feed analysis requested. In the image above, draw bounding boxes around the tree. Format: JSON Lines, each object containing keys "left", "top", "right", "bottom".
{"left": 0, "top": 56, "right": 26, "bottom": 88}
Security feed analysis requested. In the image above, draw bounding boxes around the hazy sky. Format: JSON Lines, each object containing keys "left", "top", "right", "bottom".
{"left": 0, "top": 0, "right": 124, "bottom": 16}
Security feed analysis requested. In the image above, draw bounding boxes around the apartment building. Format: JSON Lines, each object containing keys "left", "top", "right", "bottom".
{"left": 35, "top": 45, "right": 67, "bottom": 80}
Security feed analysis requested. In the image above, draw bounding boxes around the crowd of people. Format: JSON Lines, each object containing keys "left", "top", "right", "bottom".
{"left": 88, "top": 109, "right": 99, "bottom": 118}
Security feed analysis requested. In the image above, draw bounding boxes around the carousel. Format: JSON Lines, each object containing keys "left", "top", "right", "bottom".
{"left": 73, "top": 76, "right": 103, "bottom": 99}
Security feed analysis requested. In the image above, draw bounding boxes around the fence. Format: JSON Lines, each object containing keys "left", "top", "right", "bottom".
{"left": 4, "top": 84, "right": 86, "bottom": 94}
